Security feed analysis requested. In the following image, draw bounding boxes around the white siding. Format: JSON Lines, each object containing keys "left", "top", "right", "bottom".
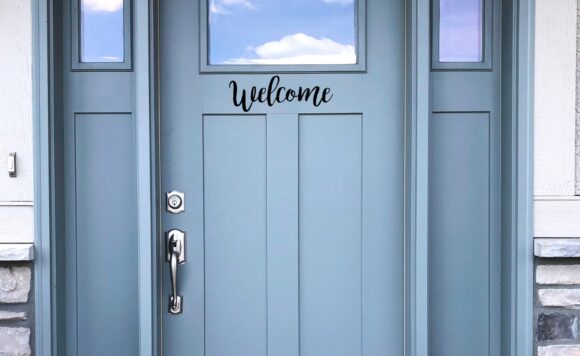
{"left": 534, "top": 0, "right": 577, "bottom": 196}
{"left": 0, "top": 1, "right": 33, "bottom": 242}
{"left": 534, "top": 0, "right": 580, "bottom": 237}
{"left": 577, "top": 0, "right": 580, "bottom": 195}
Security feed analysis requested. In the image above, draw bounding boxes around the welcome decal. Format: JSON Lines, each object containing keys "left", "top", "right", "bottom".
{"left": 229, "top": 75, "right": 334, "bottom": 112}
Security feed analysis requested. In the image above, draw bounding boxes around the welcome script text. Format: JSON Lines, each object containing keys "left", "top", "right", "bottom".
{"left": 229, "top": 75, "right": 334, "bottom": 112}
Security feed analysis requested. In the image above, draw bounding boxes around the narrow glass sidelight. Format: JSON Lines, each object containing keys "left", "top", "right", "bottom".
{"left": 438, "top": 0, "right": 484, "bottom": 63}
{"left": 78, "top": 0, "right": 128, "bottom": 65}
{"left": 207, "top": 0, "right": 358, "bottom": 66}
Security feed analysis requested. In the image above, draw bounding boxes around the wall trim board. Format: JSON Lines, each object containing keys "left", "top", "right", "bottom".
{"left": 33, "top": 0, "right": 56, "bottom": 354}
{"left": 535, "top": 198, "right": 580, "bottom": 237}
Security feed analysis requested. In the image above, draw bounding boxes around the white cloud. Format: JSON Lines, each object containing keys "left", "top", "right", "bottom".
{"left": 211, "top": 0, "right": 254, "bottom": 13}
{"left": 222, "top": 0, "right": 254, "bottom": 8}
{"left": 225, "top": 33, "right": 356, "bottom": 65}
{"left": 322, "top": 0, "right": 354, "bottom": 5}
{"left": 82, "top": 0, "right": 123, "bottom": 12}
{"left": 101, "top": 56, "right": 123, "bottom": 61}
{"left": 210, "top": 3, "right": 231, "bottom": 14}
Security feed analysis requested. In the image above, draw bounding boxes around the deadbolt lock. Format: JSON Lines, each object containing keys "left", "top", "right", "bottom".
{"left": 166, "top": 191, "right": 185, "bottom": 214}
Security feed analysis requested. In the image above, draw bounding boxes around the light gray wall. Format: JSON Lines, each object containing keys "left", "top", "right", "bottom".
{"left": 534, "top": 0, "right": 580, "bottom": 237}
{"left": 0, "top": 0, "right": 34, "bottom": 243}
{"left": 577, "top": 0, "right": 580, "bottom": 195}
{"left": 0, "top": 3, "right": 35, "bottom": 356}
{"left": 534, "top": 0, "right": 576, "bottom": 197}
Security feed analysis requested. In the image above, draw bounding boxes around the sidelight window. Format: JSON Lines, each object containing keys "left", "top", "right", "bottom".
{"left": 73, "top": 0, "right": 132, "bottom": 70}
{"left": 433, "top": 0, "right": 491, "bottom": 69}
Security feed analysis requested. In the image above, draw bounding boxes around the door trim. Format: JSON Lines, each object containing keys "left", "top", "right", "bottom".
{"left": 32, "top": 0, "right": 535, "bottom": 354}
{"left": 507, "top": 0, "right": 535, "bottom": 354}
{"left": 134, "top": 0, "right": 160, "bottom": 354}
{"left": 405, "top": 0, "right": 430, "bottom": 354}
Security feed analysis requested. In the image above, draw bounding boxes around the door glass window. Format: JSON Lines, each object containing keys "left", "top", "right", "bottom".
{"left": 438, "top": 0, "right": 483, "bottom": 63}
{"left": 208, "top": 0, "right": 357, "bottom": 65}
{"left": 80, "top": 0, "right": 125, "bottom": 62}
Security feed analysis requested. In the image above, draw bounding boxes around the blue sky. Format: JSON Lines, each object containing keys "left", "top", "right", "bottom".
{"left": 81, "top": 0, "right": 124, "bottom": 62}
{"left": 78, "top": 0, "right": 482, "bottom": 65}
{"left": 209, "top": 0, "right": 356, "bottom": 65}
{"left": 439, "top": 0, "right": 483, "bottom": 62}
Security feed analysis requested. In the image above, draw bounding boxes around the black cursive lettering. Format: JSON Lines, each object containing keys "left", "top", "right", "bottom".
{"left": 230, "top": 76, "right": 334, "bottom": 112}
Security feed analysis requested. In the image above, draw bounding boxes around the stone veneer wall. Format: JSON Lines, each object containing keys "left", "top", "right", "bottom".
{"left": 535, "top": 240, "right": 580, "bottom": 356}
{"left": 0, "top": 247, "right": 34, "bottom": 356}
{"left": 536, "top": 262, "right": 580, "bottom": 355}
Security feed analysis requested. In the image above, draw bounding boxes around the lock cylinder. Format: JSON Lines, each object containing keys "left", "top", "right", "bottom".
{"left": 166, "top": 191, "right": 185, "bottom": 214}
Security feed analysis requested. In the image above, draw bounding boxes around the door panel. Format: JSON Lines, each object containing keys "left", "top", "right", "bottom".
{"left": 266, "top": 115, "right": 300, "bottom": 356}
{"left": 160, "top": 0, "right": 405, "bottom": 355}
{"left": 299, "top": 115, "right": 362, "bottom": 356}
{"left": 74, "top": 114, "right": 138, "bottom": 356}
{"left": 429, "top": 0, "right": 502, "bottom": 354}
{"left": 429, "top": 113, "right": 491, "bottom": 355}
{"left": 61, "top": 0, "right": 139, "bottom": 352}
{"left": 203, "top": 115, "right": 268, "bottom": 356}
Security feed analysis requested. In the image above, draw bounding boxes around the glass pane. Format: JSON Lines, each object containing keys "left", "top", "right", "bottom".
{"left": 81, "top": 0, "right": 125, "bottom": 63}
{"left": 208, "top": 0, "right": 357, "bottom": 65}
{"left": 439, "top": 0, "right": 483, "bottom": 63}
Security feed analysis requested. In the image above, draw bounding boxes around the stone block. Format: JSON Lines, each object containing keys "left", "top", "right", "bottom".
{"left": 0, "top": 311, "right": 26, "bottom": 321}
{"left": 0, "top": 327, "right": 30, "bottom": 356}
{"left": 537, "top": 313, "right": 578, "bottom": 341}
{"left": 535, "top": 239, "right": 580, "bottom": 258}
{"left": 0, "top": 267, "right": 30, "bottom": 303}
{"left": 538, "top": 265, "right": 580, "bottom": 285}
{"left": 0, "top": 245, "right": 33, "bottom": 262}
{"left": 539, "top": 345, "right": 580, "bottom": 356}
{"left": 539, "top": 289, "right": 580, "bottom": 307}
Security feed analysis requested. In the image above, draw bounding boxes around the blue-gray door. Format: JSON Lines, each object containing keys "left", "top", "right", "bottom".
{"left": 55, "top": 0, "right": 508, "bottom": 353}
{"left": 429, "top": 0, "right": 502, "bottom": 355}
{"left": 159, "top": 0, "right": 404, "bottom": 354}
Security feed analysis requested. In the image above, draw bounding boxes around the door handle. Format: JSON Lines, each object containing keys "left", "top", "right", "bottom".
{"left": 166, "top": 229, "right": 186, "bottom": 314}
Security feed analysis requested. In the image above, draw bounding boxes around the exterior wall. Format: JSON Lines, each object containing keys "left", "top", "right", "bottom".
{"left": 535, "top": 0, "right": 576, "bottom": 198}
{"left": 534, "top": 0, "right": 580, "bottom": 355}
{"left": 0, "top": 0, "right": 34, "bottom": 243}
{"left": 0, "top": 0, "right": 35, "bottom": 355}
{"left": 577, "top": 0, "right": 580, "bottom": 197}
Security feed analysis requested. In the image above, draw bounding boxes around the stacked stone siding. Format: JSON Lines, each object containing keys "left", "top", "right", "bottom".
{"left": 0, "top": 263, "right": 33, "bottom": 356}
{"left": 536, "top": 240, "right": 580, "bottom": 355}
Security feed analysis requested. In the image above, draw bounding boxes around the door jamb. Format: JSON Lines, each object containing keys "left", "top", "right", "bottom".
{"left": 32, "top": 0, "right": 534, "bottom": 354}
{"left": 507, "top": 0, "right": 535, "bottom": 354}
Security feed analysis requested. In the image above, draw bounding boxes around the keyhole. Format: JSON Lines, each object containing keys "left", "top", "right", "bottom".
{"left": 169, "top": 196, "right": 182, "bottom": 208}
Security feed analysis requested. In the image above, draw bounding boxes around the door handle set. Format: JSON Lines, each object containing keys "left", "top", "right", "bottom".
{"left": 165, "top": 191, "right": 186, "bottom": 315}
{"left": 166, "top": 229, "right": 186, "bottom": 314}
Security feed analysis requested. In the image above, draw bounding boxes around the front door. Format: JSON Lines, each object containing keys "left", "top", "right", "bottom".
{"left": 160, "top": 0, "right": 404, "bottom": 354}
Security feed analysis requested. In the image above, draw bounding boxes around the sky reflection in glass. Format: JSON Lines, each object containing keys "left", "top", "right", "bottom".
{"left": 209, "top": 0, "right": 357, "bottom": 65}
{"left": 81, "top": 0, "right": 124, "bottom": 63}
{"left": 439, "top": 0, "right": 483, "bottom": 63}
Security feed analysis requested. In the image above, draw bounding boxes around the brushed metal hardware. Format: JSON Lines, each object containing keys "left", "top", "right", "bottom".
{"left": 8, "top": 153, "right": 16, "bottom": 177}
{"left": 166, "top": 229, "right": 186, "bottom": 314}
{"left": 166, "top": 191, "right": 185, "bottom": 214}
